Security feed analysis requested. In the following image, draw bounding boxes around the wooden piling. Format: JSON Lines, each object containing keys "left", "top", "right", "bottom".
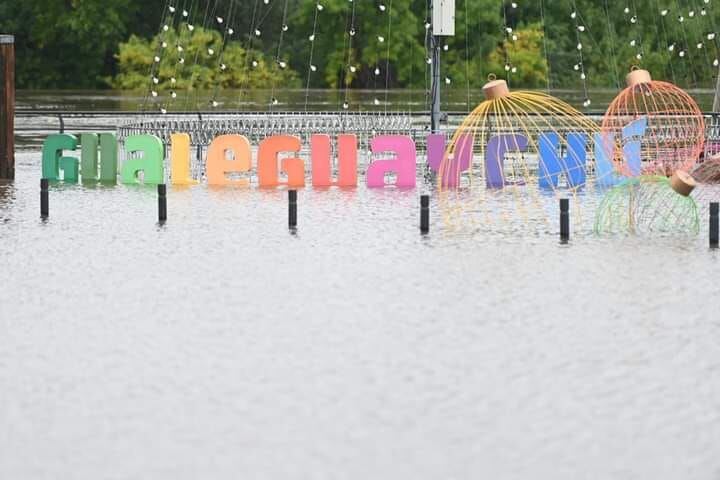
{"left": 560, "top": 198, "right": 570, "bottom": 242}
{"left": 420, "top": 195, "right": 430, "bottom": 234}
{"left": 0, "top": 35, "right": 14, "bottom": 180}
{"left": 289, "top": 190, "right": 297, "bottom": 229}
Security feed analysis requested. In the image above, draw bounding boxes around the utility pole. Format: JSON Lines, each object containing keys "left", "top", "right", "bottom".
{"left": 429, "top": 0, "right": 455, "bottom": 134}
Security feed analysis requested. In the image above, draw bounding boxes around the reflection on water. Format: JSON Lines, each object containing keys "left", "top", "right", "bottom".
{"left": 1, "top": 153, "right": 720, "bottom": 479}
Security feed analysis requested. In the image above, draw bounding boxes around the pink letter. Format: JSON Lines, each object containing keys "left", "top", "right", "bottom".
{"left": 311, "top": 134, "right": 357, "bottom": 187}
{"left": 366, "top": 135, "right": 416, "bottom": 188}
{"left": 426, "top": 133, "right": 473, "bottom": 188}
{"left": 257, "top": 135, "right": 304, "bottom": 187}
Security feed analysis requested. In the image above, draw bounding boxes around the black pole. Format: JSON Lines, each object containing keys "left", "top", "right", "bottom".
{"left": 289, "top": 189, "right": 297, "bottom": 229}
{"left": 560, "top": 198, "right": 570, "bottom": 242}
{"left": 710, "top": 202, "right": 719, "bottom": 248}
{"left": 40, "top": 178, "right": 48, "bottom": 218}
{"left": 158, "top": 184, "right": 167, "bottom": 223}
{"left": 420, "top": 194, "right": 430, "bottom": 234}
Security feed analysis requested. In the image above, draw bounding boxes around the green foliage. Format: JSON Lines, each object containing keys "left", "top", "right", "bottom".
{"left": 112, "top": 25, "right": 298, "bottom": 90}
{"left": 487, "top": 23, "right": 548, "bottom": 88}
{"left": 3, "top": 0, "right": 720, "bottom": 90}
{"left": 0, "top": 0, "right": 161, "bottom": 88}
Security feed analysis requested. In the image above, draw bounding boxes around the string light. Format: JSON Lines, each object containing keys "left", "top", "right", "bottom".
{"left": 570, "top": 1, "right": 591, "bottom": 108}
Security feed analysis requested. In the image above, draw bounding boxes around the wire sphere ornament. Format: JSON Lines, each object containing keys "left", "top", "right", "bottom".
{"left": 438, "top": 75, "right": 603, "bottom": 231}
{"left": 690, "top": 155, "right": 720, "bottom": 218}
{"left": 601, "top": 69, "right": 705, "bottom": 177}
{"left": 594, "top": 171, "right": 700, "bottom": 235}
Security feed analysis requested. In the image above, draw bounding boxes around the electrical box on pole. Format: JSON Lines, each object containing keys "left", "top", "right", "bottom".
{"left": 432, "top": 0, "right": 455, "bottom": 36}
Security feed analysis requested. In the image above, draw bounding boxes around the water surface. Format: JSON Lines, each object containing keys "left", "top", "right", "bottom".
{"left": 1, "top": 152, "right": 720, "bottom": 479}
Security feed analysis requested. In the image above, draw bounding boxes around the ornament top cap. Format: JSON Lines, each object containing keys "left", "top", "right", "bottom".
{"left": 670, "top": 170, "right": 696, "bottom": 197}
{"left": 483, "top": 76, "right": 510, "bottom": 100}
{"left": 626, "top": 68, "right": 652, "bottom": 87}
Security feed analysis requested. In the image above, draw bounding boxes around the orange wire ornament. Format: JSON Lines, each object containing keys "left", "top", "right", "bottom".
{"left": 601, "top": 69, "right": 705, "bottom": 177}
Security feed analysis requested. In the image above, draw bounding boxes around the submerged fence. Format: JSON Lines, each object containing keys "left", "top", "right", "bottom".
{"left": 15, "top": 109, "right": 720, "bottom": 159}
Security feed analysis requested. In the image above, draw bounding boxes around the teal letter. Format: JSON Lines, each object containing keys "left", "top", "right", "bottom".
{"left": 41, "top": 134, "right": 78, "bottom": 181}
{"left": 121, "top": 135, "right": 164, "bottom": 185}
{"left": 80, "top": 133, "right": 99, "bottom": 182}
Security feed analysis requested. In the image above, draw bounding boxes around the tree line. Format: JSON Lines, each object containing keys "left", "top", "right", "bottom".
{"left": 1, "top": 0, "right": 719, "bottom": 91}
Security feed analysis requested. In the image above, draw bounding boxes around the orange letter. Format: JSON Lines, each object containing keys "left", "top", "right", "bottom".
{"left": 257, "top": 135, "right": 304, "bottom": 187}
{"left": 206, "top": 135, "right": 252, "bottom": 186}
{"left": 170, "top": 133, "right": 197, "bottom": 185}
{"left": 311, "top": 134, "right": 357, "bottom": 187}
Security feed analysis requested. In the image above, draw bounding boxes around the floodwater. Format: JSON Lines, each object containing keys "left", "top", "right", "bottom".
{"left": 15, "top": 88, "right": 720, "bottom": 113}
{"left": 1, "top": 146, "right": 720, "bottom": 479}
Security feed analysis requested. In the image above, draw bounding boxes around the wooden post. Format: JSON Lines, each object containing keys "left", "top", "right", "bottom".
{"left": 0, "top": 35, "right": 15, "bottom": 180}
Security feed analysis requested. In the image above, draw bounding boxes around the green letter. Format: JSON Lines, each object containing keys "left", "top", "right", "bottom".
{"left": 41, "top": 134, "right": 78, "bottom": 181}
{"left": 80, "top": 133, "right": 99, "bottom": 182}
{"left": 121, "top": 134, "right": 164, "bottom": 185}
{"left": 99, "top": 133, "right": 118, "bottom": 184}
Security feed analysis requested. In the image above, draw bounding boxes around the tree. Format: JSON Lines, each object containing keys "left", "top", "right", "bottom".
{"left": 112, "top": 25, "right": 298, "bottom": 91}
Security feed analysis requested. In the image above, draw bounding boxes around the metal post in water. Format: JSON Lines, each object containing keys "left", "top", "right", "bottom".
{"left": 428, "top": 0, "right": 454, "bottom": 133}
{"left": 420, "top": 195, "right": 430, "bottom": 234}
{"left": 560, "top": 198, "right": 570, "bottom": 242}
{"left": 711, "top": 202, "right": 719, "bottom": 248}
{"left": 158, "top": 184, "right": 167, "bottom": 223}
{"left": 0, "top": 34, "right": 15, "bottom": 179}
{"left": 289, "top": 189, "right": 297, "bottom": 229}
{"left": 430, "top": 38, "right": 441, "bottom": 134}
{"left": 40, "top": 178, "right": 49, "bottom": 218}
